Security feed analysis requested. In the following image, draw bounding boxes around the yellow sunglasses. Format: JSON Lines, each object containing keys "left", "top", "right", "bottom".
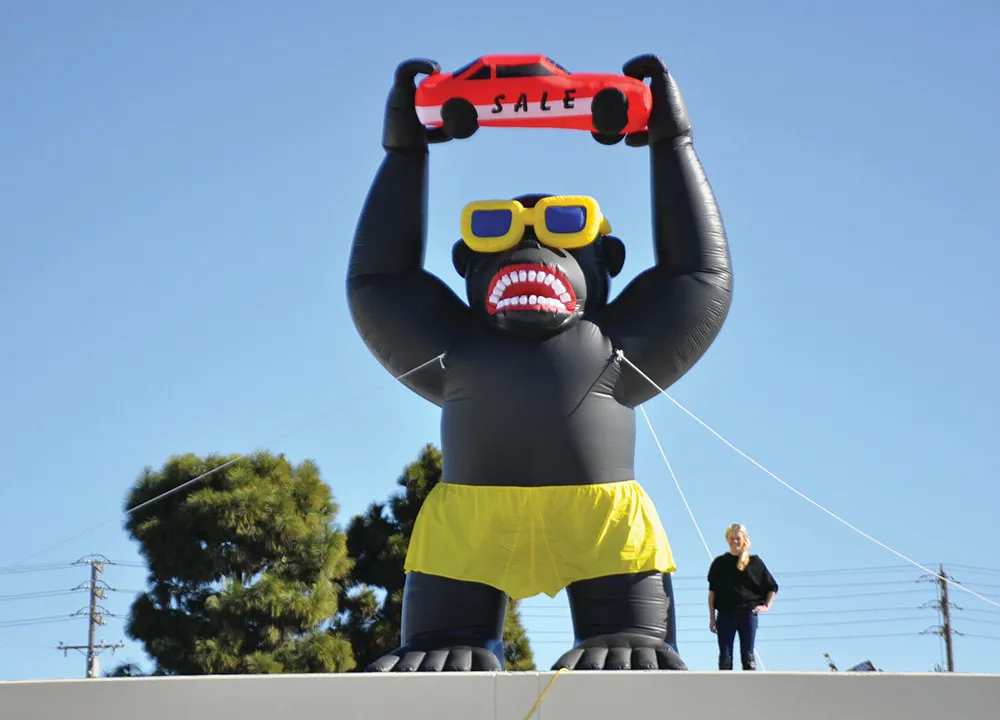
{"left": 460, "top": 195, "right": 612, "bottom": 253}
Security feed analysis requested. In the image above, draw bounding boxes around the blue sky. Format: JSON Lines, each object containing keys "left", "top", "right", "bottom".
{"left": 2, "top": 0, "right": 999, "bottom": 680}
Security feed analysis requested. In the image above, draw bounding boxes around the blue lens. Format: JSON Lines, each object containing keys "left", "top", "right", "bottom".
{"left": 545, "top": 206, "right": 587, "bottom": 234}
{"left": 471, "top": 209, "right": 513, "bottom": 237}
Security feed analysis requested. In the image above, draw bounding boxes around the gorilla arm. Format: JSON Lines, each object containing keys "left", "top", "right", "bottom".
{"left": 606, "top": 56, "right": 733, "bottom": 405}
{"left": 347, "top": 65, "right": 469, "bottom": 406}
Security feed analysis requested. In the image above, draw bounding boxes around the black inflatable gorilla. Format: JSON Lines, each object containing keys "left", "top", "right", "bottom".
{"left": 347, "top": 54, "right": 733, "bottom": 672}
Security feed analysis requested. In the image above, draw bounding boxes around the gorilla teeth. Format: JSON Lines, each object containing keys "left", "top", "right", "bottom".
{"left": 495, "top": 296, "right": 569, "bottom": 312}
{"left": 498, "top": 270, "right": 558, "bottom": 289}
{"left": 487, "top": 263, "right": 578, "bottom": 315}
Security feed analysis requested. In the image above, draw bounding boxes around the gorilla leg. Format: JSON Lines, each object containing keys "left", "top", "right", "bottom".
{"left": 664, "top": 571, "right": 678, "bottom": 651}
{"left": 552, "top": 571, "right": 686, "bottom": 671}
{"left": 366, "top": 572, "right": 507, "bottom": 672}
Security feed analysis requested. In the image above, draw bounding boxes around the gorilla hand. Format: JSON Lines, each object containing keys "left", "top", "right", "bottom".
{"left": 621, "top": 54, "right": 692, "bottom": 148}
{"left": 552, "top": 633, "right": 687, "bottom": 671}
{"left": 382, "top": 58, "right": 451, "bottom": 152}
{"left": 367, "top": 645, "right": 503, "bottom": 673}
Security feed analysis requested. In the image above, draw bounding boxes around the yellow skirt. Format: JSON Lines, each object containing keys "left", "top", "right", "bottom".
{"left": 404, "top": 480, "right": 675, "bottom": 600}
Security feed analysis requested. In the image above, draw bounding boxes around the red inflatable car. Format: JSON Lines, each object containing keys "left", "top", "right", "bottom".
{"left": 414, "top": 54, "right": 652, "bottom": 143}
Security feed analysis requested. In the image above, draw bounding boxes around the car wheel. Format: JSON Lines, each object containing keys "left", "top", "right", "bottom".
{"left": 591, "top": 88, "right": 629, "bottom": 136}
{"left": 441, "top": 98, "right": 479, "bottom": 139}
{"left": 591, "top": 131, "right": 624, "bottom": 145}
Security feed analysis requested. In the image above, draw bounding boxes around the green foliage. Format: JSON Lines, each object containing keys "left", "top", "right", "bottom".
{"left": 118, "top": 450, "right": 355, "bottom": 675}
{"left": 103, "top": 661, "right": 152, "bottom": 677}
{"left": 503, "top": 601, "right": 536, "bottom": 671}
{"left": 334, "top": 444, "right": 536, "bottom": 671}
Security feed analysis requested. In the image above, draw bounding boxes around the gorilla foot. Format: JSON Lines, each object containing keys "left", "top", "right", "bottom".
{"left": 366, "top": 645, "right": 503, "bottom": 673}
{"left": 552, "top": 633, "right": 687, "bottom": 671}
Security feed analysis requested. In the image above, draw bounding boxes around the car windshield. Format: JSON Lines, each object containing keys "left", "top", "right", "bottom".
{"left": 451, "top": 59, "right": 481, "bottom": 77}
{"left": 496, "top": 63, "right": 555, "bottom": 78}
{"left": 545, "top": 57, "right": 570, "bottom": 73}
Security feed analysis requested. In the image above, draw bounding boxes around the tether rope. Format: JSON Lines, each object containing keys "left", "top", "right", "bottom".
{"left": 5, "top": 353, "right": 449, "bottom": 568}
{"left": 619, "top": 349, "right": 1000, "bottom": 612}
{"left": 638, "top": 402, "right": 767, "bottom": 670}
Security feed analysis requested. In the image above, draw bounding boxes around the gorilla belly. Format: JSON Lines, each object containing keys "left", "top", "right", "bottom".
{"left": 439, "top": 323, "right": 637, "bottom": 487}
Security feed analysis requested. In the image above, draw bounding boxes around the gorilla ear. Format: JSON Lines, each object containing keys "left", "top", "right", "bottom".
{"left": 452, "top": 240, "right": 472, "bottom": 278}
{"left": 602, "top": 235, "right": 626, "bottom": 278}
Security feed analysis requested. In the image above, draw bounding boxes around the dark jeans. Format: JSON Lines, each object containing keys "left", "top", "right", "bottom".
{"left": 716, "top": 610, "right": 758, "bottom": 670}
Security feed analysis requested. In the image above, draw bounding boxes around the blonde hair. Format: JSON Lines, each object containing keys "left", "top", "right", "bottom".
{"left": 725, "top": 523, "right": 751, "bottom": 571}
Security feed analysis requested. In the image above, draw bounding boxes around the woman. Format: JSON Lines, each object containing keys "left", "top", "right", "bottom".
{"left": 707, "top": 523, "right": 778, "bottom": 671}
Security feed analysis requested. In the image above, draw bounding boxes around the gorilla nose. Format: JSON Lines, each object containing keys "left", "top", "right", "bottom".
{"left": 520, "top": 228, "right": 541, "bottom": 247}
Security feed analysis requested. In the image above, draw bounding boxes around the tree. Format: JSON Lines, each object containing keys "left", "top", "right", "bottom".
{"left": 115, "top": 451, "right": 356, "bottom": 675}
{"left": 102, "top": 661, "right": 166, "bottom": 678}
{"left": 334, "top": 444, "right": 536, "bottom": 670}
{"left": 103, "top": 661, "right": 145, "bottom": 677}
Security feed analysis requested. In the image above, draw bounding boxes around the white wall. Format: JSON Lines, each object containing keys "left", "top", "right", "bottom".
{"left": 2, "top": 671, "right": 998, "bottom": 720}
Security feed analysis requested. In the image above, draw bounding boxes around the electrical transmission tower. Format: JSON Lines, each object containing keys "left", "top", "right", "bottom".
{"left": 920, "top": 563, "right": 961, "bottom": 672}
{"left": 56, "top": 555, "right": 124, "bottom": 678}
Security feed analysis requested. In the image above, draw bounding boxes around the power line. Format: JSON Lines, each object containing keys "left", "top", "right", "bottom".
{"left": 671, "top": 578, "right": 922, "bottom": 589}
{"left": 523, "top": 615, "right": 941, "bottom": 631}
{"left": 0, "top": 589, "right": 83, "bottom": 601}
{"left": 627, "top": 352, "right": 1000, "bottom": 616}
{"left": 674, "top": 588, "right": 930, "bottom": 606}
{"left": 531, "top": 615, "right": 936, "bottom": 635}
{"left": 669, "top": 565, "right": 921, "bottom": 579}
{"left": 520, "top": 605, "right": 932, "bottom": 619}
{"left": 0, "top": 559, "right": 145, "bottom": 578}
{"left": 0, "top": 562, "right": 77, "bottom": 576}
{"left": 0, "top": 615, "right": 79, "bottom": 628}
{"left": 3, "top": 355, "right": 449, "bottom": 570}
{"left": 949, "top": 580, "right": 1000, "bottom": 590}
{"left": 15, "top": 560, "right": 982, "bottom": 586}
{"left": 944, "top": 564, "right": 1000, "bottom": 576}
{"left": 957, "top": 616, "right": 1000, "bottom": 626}
{"left": 6, "top": 552, "right": 996, "bottom": 671}
{"left": 528, "top": 632, "right": 937, "bottom": 645}
{"left": 528, "top": 633, "right": 1000, "bottom": 645}
{"left": 519, "top": 572, "right": 1000, "bottom": 664}
{"left": 0, "top": 554, "right": 139, "bottom": 631}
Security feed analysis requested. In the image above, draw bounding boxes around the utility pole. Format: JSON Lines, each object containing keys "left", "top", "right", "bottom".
{"left": 920, "top": 563, "right": 962, "bottom": 672}
{"left": 939, "top": 564, "right": 955, "bottom": 672}
{"left": 56, "top": 555, "right": 124, "bottom": 678}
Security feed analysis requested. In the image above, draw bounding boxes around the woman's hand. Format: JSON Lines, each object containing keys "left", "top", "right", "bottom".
{"left": 753, "top": 604, "right": 770, "bottom": 614}
{"left": 709, "top": 618, "right": 717, "bottom": 633}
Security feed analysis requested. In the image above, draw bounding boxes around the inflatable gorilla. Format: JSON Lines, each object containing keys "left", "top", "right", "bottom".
{"left": 347, "top": 54, "right": 733, "bottom": 672}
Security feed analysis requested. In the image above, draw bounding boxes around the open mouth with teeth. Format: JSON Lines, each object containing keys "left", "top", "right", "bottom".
{"left": 486, "top": 263, "right": 578, "bottom": 316}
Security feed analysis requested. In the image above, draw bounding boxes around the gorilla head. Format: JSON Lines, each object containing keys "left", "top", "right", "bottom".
{"left": 452, "top": 193, "right": 626, "bottom": 340}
